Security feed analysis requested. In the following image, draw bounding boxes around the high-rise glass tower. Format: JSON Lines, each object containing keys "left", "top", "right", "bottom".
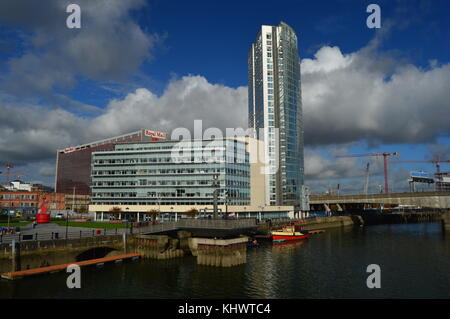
{"left": 248, "top": 21, "right": 304, "bottom": 207}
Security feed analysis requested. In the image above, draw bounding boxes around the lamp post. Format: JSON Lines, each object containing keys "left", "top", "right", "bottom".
{"left": 212, "top": 174, "right": 219, "bottom": 219}
{"left": 224, "top": 190, "right": 228, "bottom": 219}
{"left": 125, "top": 207, "right": 129, "bottom": 233}
{"left": 71, "top": 186, "right": 76, "bottom": 215}
{"left": 258, "top": 206, "right": 264, "bottom": 222}
{"left": 7, "top": 210, "right": 11, "bottom": 229}
{"left": 158, "top": 193, "right": 161, "bottom": 216}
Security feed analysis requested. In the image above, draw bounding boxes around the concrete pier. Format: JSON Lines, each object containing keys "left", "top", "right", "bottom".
{"left": 442, "top": 211, "right": 450, "bottom": 231}
{"left": 134, "top": 234, "right": 184, "bottom": 259}
{"left": 189, "top": 237, "right": 248, "bottom": 267}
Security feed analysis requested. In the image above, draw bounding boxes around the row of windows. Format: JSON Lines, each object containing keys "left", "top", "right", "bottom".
{"left": 92, "top": 201, "right": 250, "bottom": 206}
{"left": 93, "top": 180, "right": 250, "bottom": 187}
{"left": 92, "top": 193, "right": 249, "bottom": 199}
{"left": 92, "top": 168, "right": 249, "bottom": 177}
{"left": 0, "top": 202, "right": 36, "bottom": 207}
{"left": 0, "top": 194, "right": 37, "bottom": 200}
{"left": 93, "top": 156, "right": 238, "bottom": 165}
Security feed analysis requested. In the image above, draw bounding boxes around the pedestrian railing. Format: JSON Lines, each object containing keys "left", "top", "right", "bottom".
{"left": 137, "top": 218, "right": 258, "bottom": 234}
{"left": 0, "top": 227, "right": 131, "bottom": 245}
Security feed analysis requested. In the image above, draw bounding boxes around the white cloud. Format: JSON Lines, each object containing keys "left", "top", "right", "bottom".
{"left": 0, "top": 0, "right": 153, "bottom": 97}
{"left": 301, "top": 46, "right": 353, "bottom": 73}
{"left": 89, "top": 76, "right": 248, "bottom": 139}
{"left": 0, "top": 76, "right": 247, "bottom": 164}
{"left": 301, "top": 45, "right": 450, "bottom": 146}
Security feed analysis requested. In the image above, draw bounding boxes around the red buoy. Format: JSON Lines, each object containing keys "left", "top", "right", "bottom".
{"left": 36, "top": 196, "right": 50, "bottom": 224}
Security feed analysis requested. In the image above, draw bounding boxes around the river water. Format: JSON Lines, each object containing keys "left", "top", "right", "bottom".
{"left": 1, "top": 222, "right": 450, "bottom": 299}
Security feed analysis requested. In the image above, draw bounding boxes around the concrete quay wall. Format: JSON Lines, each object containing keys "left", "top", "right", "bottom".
{"left": 442, "top": 211, "right": 450, "bottom": 231}
{"left": 301, "top": 216, "right": 354, "bottom": 230}
{"left": 133, "top": 234, "right": 184, "bottom": 259}
{"left": 190, "top": 237, "right": 248, "bottom": 267}
{"left": 0, "top": 235, "right": 126, "bottom": 273}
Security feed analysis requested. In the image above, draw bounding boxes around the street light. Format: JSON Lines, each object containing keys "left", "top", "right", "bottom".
{"left": 212, "top": 173, "right": 219, "bottom": 219}
{"left": 158, "top": 193, "right": 161, "bottom": 216}
{"left": 65, "top": 210, "right": 69, "bottom": 240}
{"left": 224, "top": 190, "right": 228, "bottom": 219}
{"left": 125, "top": 207, "right": 129, "bottom": 233}
{"left": 7, "top": 209, "right": 11, "bottom": 229}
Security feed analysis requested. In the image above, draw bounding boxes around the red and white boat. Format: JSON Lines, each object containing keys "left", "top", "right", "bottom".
{"left": 271, "top": 223, "right": 309, "bottom": 242}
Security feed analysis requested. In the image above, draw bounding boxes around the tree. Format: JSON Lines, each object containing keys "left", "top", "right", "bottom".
{"left": 185, "top": 208, "right": 198, "bottom": 219}
{"left": 109, "top": 207, "right": 122, "bottom": 219}
{"left": 148, "top": 209, "right": 159, "bottom": 224}
{"left": 77, "top": 206, "right": 88, "bottom": 215}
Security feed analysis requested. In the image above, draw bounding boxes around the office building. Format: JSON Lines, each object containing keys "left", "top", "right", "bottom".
{"left": 90, "top": 139, "right": 251, "bottom": 220}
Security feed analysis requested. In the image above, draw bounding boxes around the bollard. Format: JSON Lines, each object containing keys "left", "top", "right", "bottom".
{"left": 11, "top": 239, "right": 21, "bottom": 272}
{"left": 80, "top": 230, "right": 82, "bottom": 238}
{"left": 122, "top": 232, "right": 127, "bottom": 254}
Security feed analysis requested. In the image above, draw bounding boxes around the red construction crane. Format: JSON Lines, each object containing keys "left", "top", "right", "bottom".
{"left": 0, "top": 163, "right": 28, "bottom": 184}
{"left": 336, "top": 152, "right": 400, "bottom": 194}
{"left": 392, "top": 158, "right": 450, "bottom": 191}
{"left": 393, "top": 159, "right": 450, "bottom": 175}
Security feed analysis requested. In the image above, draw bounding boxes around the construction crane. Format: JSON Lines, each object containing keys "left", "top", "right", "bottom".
{"left": 0, "top": 163, "right": 27, "bottom": 184}
{"left": 336, "top": 152, "right": 400, "bottom": 194}
{"left": 393, "top": 159, "right": 450, "bottom": 175}
{"left": 393, "top": 158, "right": 450, "bottom": 191}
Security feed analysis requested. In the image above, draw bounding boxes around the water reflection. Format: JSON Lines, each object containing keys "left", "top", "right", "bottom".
{"left": 1, "top": 222, "right": 450, "bottom": 299}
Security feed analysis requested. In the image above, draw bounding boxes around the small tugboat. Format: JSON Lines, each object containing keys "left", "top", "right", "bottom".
{"left": 271, "top": 223, "right": 309, "bottom": 242}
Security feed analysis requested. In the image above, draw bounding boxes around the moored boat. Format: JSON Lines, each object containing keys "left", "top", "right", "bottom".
{"left": 271, "top": 224, "right": 309, "bottom": 242}
{"left": 247, "top": 239, "right": 259, "bottom": 248}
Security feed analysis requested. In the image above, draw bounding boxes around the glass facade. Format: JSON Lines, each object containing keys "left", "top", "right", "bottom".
{"left": 55, "top": 129, "right": 166, "bottom": 195}
{"left": 248, "top": 22, "right": 304, "bottom": 207}
{"left": 91, "top": 139, "right": 250, "bottom": 206}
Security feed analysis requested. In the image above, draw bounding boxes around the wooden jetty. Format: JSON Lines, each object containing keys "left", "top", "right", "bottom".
{"left": 1, "top": 253, "right": 141, "bottom": 280}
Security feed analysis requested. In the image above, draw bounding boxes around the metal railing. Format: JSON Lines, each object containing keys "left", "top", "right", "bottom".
{"left": 137, "top": 218, "right": 258, "bottom": 234}
{"left": 310, "top": 191, "right": 450, "bottom": 202}
{"left": 0, "top": 227, "right": 130, "bottom": 245}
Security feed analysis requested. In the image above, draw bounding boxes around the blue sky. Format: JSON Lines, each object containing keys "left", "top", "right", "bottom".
{"left": 0, "top": 0, "right": 449, "bottom": 193}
